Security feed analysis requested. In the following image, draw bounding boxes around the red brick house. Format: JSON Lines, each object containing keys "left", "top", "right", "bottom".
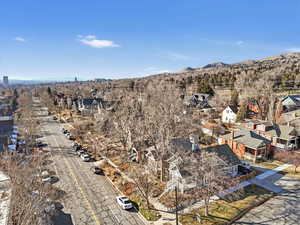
{"left": 218, "top": 129, "right": 271, "bottom": 162}
{"left": 244, "top": 120, "right": 299, "bottom": 150}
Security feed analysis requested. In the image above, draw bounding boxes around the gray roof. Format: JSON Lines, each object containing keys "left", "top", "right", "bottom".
{"left": 82, "top": 98, "right": 103, "bottom": 105}
{"left": 281, "top": 95, "right": 300, "bottom": 106}
{"left": 228, "top": 105, "right": 239, "bottom": 114}
{"left": 203, "top": 144, "right": 241, "bottom": 166}
{"left": 265, "top": 125, "right": 297, "bottom": 140}
{"left": 221, "top": 129, "right": 270, "bottom": 149}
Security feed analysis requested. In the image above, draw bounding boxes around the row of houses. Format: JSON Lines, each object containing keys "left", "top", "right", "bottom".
{"left": 221, "top": 95, "right": 300, "bottom": 124}
{"left": 55, "top": 93, "right": 117, "bottom": 116}
{"left": 164, "top": 94, "right": 300, "bottom": 193}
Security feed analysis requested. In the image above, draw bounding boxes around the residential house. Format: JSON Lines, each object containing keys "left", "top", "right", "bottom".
{"left": 77, "top": 98, "right": 104, "bottom": 116}
{"left": 167, "top": 144, "right": 241, "bottom": 193}
{"left": 201, "top": 120, "right": 226, "bottom": 137}
{"left": 222, "top": 105, "right": 238, "bottom": 123}
{"left": 219, "top": 129, "right": 271, "bottom": 162}
{"left": 281, "top": 95, "right": 300, "bottom": 112}
{"left": 145, "top": 136, "right": 200, "bottom": 176}
{"left": 183, "top": 93, "right": 211, "bottom": 109}
{"left": 244, "top": 120, "right": 300, "bottom": 150}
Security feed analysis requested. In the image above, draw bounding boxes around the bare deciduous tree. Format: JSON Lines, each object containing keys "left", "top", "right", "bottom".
{"left": 190, "top": 151, "right": 238, "bottom": 216}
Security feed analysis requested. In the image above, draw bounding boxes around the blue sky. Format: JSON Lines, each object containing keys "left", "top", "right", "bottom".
{"left": 1, "top": 0, "right": 300, "bottom": 81}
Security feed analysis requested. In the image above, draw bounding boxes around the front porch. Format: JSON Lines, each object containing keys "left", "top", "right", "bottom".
{"left": 274, "top": 137, "right": 299, "bottom": 150}
{"left": 244, "top": 147, "right": 268, "bottom": 163}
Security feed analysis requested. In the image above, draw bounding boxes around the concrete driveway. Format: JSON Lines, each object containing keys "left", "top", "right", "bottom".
{"left": 234, "top": 173, "right": 300, "bottom": 225}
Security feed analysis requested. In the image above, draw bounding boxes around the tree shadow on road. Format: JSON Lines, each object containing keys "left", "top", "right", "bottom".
{"left": 51, "top": 210, "right": 74, "bottom": 225}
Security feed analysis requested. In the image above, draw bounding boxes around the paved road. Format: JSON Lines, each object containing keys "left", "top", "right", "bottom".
{"left": 37, "top": 106, "right": 145, "bottom": 225}
{"left": 234, "top": 173, "right": 300, "bottom": 225}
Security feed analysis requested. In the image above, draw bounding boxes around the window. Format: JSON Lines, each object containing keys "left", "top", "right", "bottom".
{"left": 277, "top": 139, "right": 288, "bottom": 145}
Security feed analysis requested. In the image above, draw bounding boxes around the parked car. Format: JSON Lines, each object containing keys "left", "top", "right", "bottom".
{"left": 42, "top": 176, "right": 56, "bottom": 184}
{"left": 53, "top": 116, "right": 58, "bottom": 120}
{"left": 116, "top": 196, "right": 133, "bottom": 210}
{"left": 72, "top": 142, "right": 78, "bottom": 147}
{"left": 62, "top": 129, "right": 68, "bottom": 134}
{"left": 73, "top": 145, "right": 81, "bottom": 151}
{"left": 80, "top": 154, "right": 90, "bottom": 162}
{"left": 68, "top": 135, "right": 76, "bottom": 140}
{"left": 90, "top": 166, "right": 104, "bottom": 175}
{"left": 36, "top": 141, "right": 46, "bottom": 147}
{"left": 77, "top": 149, "right": 85, "bottom": 156}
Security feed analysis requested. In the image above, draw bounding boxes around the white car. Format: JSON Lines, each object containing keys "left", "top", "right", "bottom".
{"left": 116, "top": 196, "right": 133, "bottom": 210}
{"left": 240, "top": 161, "right": 251, "bottom": 169}
{"left": 42, "top": 176, "right": 56, "bottom": 184}
{"left": 80, "top": 154, "right": 90, "bottom": 162}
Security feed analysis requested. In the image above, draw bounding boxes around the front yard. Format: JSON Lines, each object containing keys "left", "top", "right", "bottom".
{"left": 179, "top": 184, "right": 273, "bottom": 225}
{"left": 257, "top": 160, "right": 300, "bottom": 179}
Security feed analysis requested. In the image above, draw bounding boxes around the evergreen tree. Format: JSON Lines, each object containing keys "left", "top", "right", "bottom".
{"left": 197, "top": 81, "right": 214, "bottom": 95}
{"left": 47, "top": 87, "right": 52, "bottom": 96}
{"left": 230, "top": 90, "right": 239, "bottom": 107}
{"left": 236, "top": 104, "right": 247, "bottom": 122}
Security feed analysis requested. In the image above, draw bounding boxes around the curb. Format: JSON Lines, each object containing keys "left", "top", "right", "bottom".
{"left": 104, "top": 172, "right": 150, "bottom": 225}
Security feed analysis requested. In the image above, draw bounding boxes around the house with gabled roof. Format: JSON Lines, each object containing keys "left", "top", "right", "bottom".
{"left": 183, "top": 93, "right": 211, "bottom": 109}
{"left": 244, "top": 120, "right": 300, "bottom": 150}
{"left": 222, "top": 105, "right": 238, "bottom": 123}
{"left": 166, "top": 144, "right": 241, "bottom": 193}
{"left": 281, "top": 95, "right": 300, "bottom": 112}
{"left": 77, "top": 98, "right": 104, "bottom": 116}
{"left": 219, "top": 129, "right": 271, "bottom": 162}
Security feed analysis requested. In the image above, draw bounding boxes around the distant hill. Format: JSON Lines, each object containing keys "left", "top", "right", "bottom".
{"left": 95, "top": 52, "right": 300, "bottom": 93}
{"left": 202, "top": 62, "right": 229, "bottom": 69}
{"left": 0, "top": 79, "right": 53, "bottom": 85}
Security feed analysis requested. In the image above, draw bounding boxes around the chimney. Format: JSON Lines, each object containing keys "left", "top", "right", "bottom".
{"left": 231, "top": 130, "right": 234, "bottom": 149}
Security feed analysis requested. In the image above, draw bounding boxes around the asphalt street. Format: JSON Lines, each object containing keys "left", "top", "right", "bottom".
{"left": 37, "top": 105, "right": 145, "bottom": 225}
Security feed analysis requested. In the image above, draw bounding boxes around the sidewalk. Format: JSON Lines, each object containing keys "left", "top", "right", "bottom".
{"left": 182, "top": 163, "right": 293, "bottom": 215}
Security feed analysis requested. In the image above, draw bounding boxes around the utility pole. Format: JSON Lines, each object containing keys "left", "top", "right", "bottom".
{"left": 175, "top": 186, "right": 179, "bottom": 225}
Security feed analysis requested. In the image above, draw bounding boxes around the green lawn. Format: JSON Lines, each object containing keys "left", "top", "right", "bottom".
{"left": 180, "top": 185, "right": 273, "bottom": 225}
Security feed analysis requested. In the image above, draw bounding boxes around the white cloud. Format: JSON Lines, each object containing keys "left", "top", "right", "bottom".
{"left": 236, "top": 40, "right": 244, "bottom": 45}
{"left": 78, "top": 35, "right": 119, "bottom": 48}
{"left": 286, "top": 48, "right": 300, "bottom": 53}
{"left": 142, "top": 67, "right": 171, "bottom": 75}
{"left": 85, "top": 35, "right": 96, "bottom": 39}
{"left": 14, "top": 37, "right": 26, "bottom": 42}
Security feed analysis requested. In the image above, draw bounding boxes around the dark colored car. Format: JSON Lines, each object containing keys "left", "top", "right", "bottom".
{"left": 68, "top": 135, "right": 76, "bottom": 140}
{"left": 53, "top": 116, "right": 58, "bottom": 120}
{"left": 36, "top": 141, "right": 46, "bottom": 147}
{"left": 90, "top": 166, "right": 104, "bottom": 175}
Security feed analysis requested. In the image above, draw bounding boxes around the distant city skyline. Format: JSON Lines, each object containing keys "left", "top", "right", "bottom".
{"left": 1, "top": 0, "right": 300, "bottom": 81}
